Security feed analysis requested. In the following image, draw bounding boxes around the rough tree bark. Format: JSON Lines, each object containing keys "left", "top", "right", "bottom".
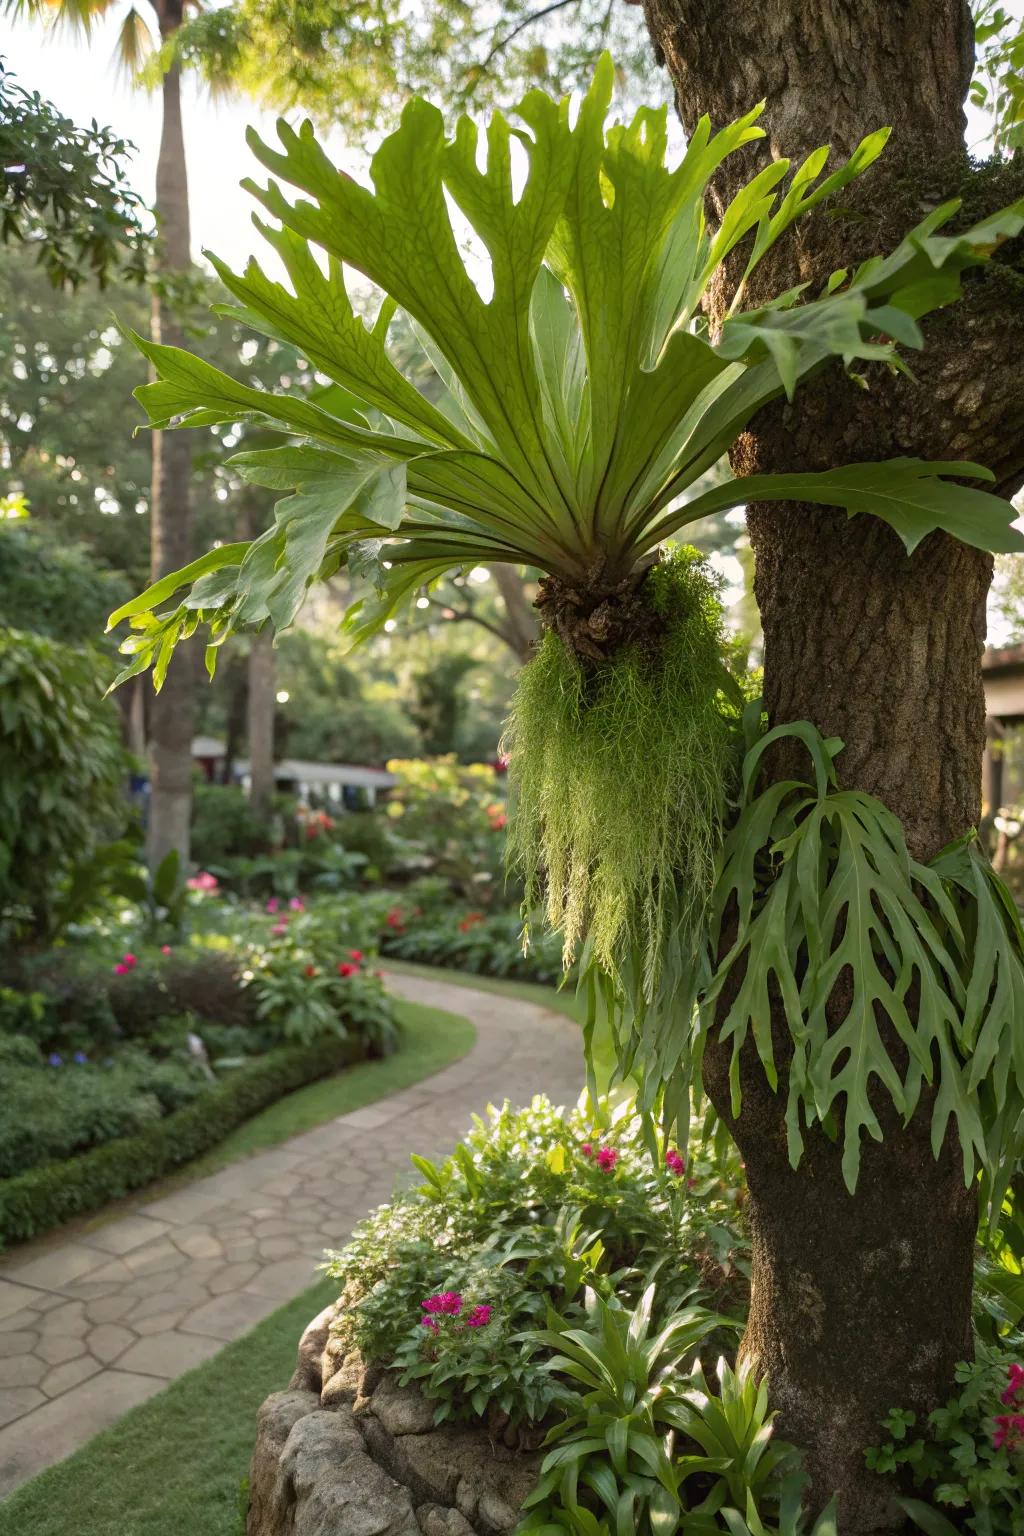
{"left": 147, "top": 0, "right": 194, "bottom": 871}
{"left": 639, "top": 1, "right": 1024, "bottom": 1528}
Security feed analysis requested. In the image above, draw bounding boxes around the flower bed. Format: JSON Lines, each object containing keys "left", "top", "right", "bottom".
{"left": 0, "top": 896, "right": 399, "bottom": 1244}
{"left": 0, "top": 1033, "right": 364, "bottom": 1247}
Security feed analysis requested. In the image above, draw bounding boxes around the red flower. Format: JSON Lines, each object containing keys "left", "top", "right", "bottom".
{"left": 337, "top": 962, "right": 358, "bottom": 977}
{"left": 993, "top": 1413, "right": 1024, "bottom": 1453}
{"left": 595, "top": 1147, "right": 618, "bottom": 1173}
{"left": 304, "top": 965, "right": 317, "bottom": 978}
{"left": 665, "top": 1149, "right": 686, "bottom": 1177}
{"left": 458, "top": 912, "right": 485, "bottom": 932}
{"left": 385, "top": 909, "right": 405, "bottom": 931}
{"left": 488, "top": 812, "right": 508, "bottom": 831}
{"left": 349, "top": 949, "right": 364, "bottom": 962}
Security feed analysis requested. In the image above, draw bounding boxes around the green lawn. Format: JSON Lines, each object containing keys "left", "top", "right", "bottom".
{"left": 0, "top": 1277, "right": 337, "bottom": 1536}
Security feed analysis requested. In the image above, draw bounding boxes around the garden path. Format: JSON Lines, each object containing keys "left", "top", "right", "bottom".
{"left": 0, "top": 972, "right": 583, "bottom": 1497}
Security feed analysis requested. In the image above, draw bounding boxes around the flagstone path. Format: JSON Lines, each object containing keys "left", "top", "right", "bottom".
{"left": 0, "top": 971, "right": 583, "bottom": 1498}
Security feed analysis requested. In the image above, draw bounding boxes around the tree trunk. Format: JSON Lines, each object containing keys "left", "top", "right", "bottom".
{"left": 248, "top": 629, "right": 276, "bottom": 812}
{"left": 492, "top": 564, "right": 539, "bottom": 661}
{"left": 147, "top": 3, "right": 194, "bottom": 872}
{"left": 640, "top": 1, "right": 1024, "bottom": 1527}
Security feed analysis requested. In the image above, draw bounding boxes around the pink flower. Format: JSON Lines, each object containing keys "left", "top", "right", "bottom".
{"left": 271, "top": 921, "right": 288, "bottom": 936}
{"left": 161, "top": 945, "right": 171, "bottom": 955}
{"left": 580, "top": 1143, "right": 594, "bottom": 1159}
{"left": 337, "top": 962, "right": 357, "bottom": 978}
{"left": 422, "top": 1292, "right": 462, "bottom": 1316}
{"left": 187, "top": 871, "right": 218, "bottom": 892}
{"left": 665, "top": 1149, "right": 686, "bottom": 1177}
{"left": 266, "top": 898, "right": 280, "bottom": 914}
{"left": 421, "top": 1316, "right": 439, "bottom": 1331}
{"left": 122, "top": 953, "right": 137, "bottom": 969}
{"left": 289, "top": 896, "right": 305, "bottom": 911}
{"left": 464, "top": 1304, "right": 492, "bottom": 1328}
{"left": 113, "top": 963, "right": 129, "bottom": 975}
{"left": 595, "top": 1147, "right": 618, "bottom": 1173}
{"left": 992, "top": 1413, "right": 1024, "bottom": 1453}
{"left": 1001, "top": 1363, "right": 1024, "bottom": 1407}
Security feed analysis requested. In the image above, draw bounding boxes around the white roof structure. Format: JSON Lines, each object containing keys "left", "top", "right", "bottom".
{"left": 235, "top": 758, "right": 397, "bottom": 790}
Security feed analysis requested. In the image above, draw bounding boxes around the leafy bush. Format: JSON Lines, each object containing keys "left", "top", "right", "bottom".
{"left": 0, "top": 1034, "right": 364, "bottom": 1246}
{"left": 379, "top": 903, "right": 567, "bottom": 986}
{"left": 0, "top": 1052, "right": 209, "bottom": 1179}
{"left": 325, "top": 1097, "right": 747, "bottom": 1432}
{"left": 384, "top": 757, "right": 509, "bottom": 898}
{"left": 0, "top": 630, "right": 126, "bottom": 941}
{"left": 867, "top": 1343, "right": 1024, "bottom": 1534}
{"left": 191, "top": 783, "right": 291, "bottom": 864}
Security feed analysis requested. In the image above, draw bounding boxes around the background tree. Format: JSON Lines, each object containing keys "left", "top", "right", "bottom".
{"left": 639, "top": 0, "right": 1024, "bottom": 1523}
{"left": 0, "top": 58, "right": 151, "bottom": 288}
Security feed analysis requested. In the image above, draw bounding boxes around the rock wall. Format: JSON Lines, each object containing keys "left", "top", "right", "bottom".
{"left": 247, "top": 1302, "right": 541, "bottom": 1536}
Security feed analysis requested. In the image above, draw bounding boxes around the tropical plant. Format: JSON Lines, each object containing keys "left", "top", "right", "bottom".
{"left": 520, "top": 1285, "right": 738, "bottom": 1535}
{"left": 107, "top": 59, "right": 1024, "bottom": 1025}
{"left": 594, "top": 712, "right": 1024, "bottom": 1218}
{"left": 0, "top": 631, "right": 127, "bottom": 942}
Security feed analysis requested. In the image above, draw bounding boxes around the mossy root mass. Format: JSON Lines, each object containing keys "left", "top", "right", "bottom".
{"left": 503, "top": 549, "right": 737, "bottom": 999}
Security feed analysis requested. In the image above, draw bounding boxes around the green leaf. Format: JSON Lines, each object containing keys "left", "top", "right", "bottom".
{"left": 656, "top": 459, "right": 1024, "bottom": 556}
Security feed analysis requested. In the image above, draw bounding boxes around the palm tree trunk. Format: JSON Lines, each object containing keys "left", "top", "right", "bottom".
{"left": 147, "top": 1, "right": 194, "bottom": 871}
{"left": 640, "top": 1, "right": 1024, "bottom": 1526}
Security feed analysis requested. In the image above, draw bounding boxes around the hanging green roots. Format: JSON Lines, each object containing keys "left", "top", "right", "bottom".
{"left": 503, "top": 548, "right": 738, "bottom": 1001}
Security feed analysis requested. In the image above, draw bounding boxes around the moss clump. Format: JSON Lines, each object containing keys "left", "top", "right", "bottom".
{"left": 503, "top": 547, "right": 738, "bottom": 1000}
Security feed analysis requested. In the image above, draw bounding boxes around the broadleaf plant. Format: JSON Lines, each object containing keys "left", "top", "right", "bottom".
{"left": 109, "top": 57, "right": 1024, "bottom": 1162}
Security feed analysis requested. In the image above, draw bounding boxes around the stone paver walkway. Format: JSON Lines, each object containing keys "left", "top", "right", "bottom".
{"left": 0, "top": 971, "right": 582, "bottom": 1498}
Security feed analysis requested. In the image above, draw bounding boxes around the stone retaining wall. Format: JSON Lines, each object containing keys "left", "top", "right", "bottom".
{"left": 247, "top": 1303, "right": 541, "bottom": 1536}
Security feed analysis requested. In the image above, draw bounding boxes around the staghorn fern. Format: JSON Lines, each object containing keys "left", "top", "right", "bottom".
{"left": 107, "top": 57, "right": 1024, "bottom": 1094}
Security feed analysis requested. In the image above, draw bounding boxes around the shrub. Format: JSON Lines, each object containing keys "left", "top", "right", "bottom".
{"left": 191, "top": 783, "right": 291, "bottom": 863}
{"left": 379, "top": 904, "right": 567, "bottom": 986}
{"left": 384, "top": 757, "right": 509, "bottom": 898}
{"left": 0, "top": 630, "right": 126, "bottom": 941}
{"left": 325, "top": 1098, "right": 747, "bottom": 1429}
{"left": 0, "top": 1034, "right": 364, "bottom": 1246}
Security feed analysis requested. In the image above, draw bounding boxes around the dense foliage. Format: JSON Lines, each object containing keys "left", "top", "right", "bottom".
{"left": 0, "top": 60, "right": 151, "bottom": 289}
{"left": 323, "top": 1098, "right": 1024, "bottom": 1533}
{"left": 0, "top": 629, "right": 127, "bottom": 940}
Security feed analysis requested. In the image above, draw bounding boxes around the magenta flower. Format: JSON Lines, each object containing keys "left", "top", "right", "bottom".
{"left": 665, "top": 1148, "right": 686, "bottom": 1177}
{"left": 113, "top": 962, "right": 129, "bottom": 975}
{"left": 421, "top": 1316, "right": 439, "bottom": 1331}
{"left": 122, "top": 953, "right": 137, "bottom": 969}
{"left": 580, "top": 1142, "right": 594, "bottom": 1159}
{"left": 595, "top": 1147, "right": 618, "bottom": 1173}
{"left": 271, "top": 921, "right": 288, "bottom": 936}
{"left": 422, "top": 1292, "right": 462, "bottom": 1316}
{"left": 1001, "top": 1363, "right": 1024, "bottom": 1407}
{"left": 266, "top": 898, "right": 280, "bottom": 914}
{"left": 465, "top": 1304, "right": 492, "bottom": 1328}
{"left": 289, "top": 896, "right": 305, "bottom": 911}
{"left": 992, "top": 1413, "right": 1024, "bottom": 1453}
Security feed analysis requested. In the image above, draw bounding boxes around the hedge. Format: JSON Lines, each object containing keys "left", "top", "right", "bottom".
{"left": 0, "top": 1036, "right": 365, "bottom": 1248}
